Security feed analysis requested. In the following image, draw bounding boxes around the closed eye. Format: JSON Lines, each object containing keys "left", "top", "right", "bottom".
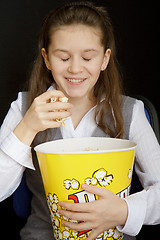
{"left": 83, "top": 58, "right": 91, "bottom": 61}
{"left": 61, "top": 58, "right": 70, "bottom": 62}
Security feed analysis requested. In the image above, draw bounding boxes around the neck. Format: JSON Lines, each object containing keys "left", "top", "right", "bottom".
{"left": 69, "top": 95, "right": 96, "bottom": 129}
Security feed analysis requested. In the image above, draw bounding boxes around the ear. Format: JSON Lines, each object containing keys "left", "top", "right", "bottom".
{"left": 101, "top": 48, "right": 111, "bottom": 71}
{"left": 41, "top": 48, "right": 52, "bottom": 70}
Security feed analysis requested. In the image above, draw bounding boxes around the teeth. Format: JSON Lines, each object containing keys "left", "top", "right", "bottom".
{"left": 67, "top": 79, "right": 84, "bottom": 83}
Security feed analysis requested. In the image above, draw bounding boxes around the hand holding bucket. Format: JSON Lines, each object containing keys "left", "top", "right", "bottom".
{"left": 35, "top": 137, "right": 136, "bottom": 240}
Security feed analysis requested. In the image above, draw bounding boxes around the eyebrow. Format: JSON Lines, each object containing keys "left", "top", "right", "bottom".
{"left": 84, "top": 49, "right": 98, "bottom": 53}
{"left": 53, "top": 49, "right": 98, "bottom": 53}
{"left": 53, "top": 49, "right": 69, "bottom": 53}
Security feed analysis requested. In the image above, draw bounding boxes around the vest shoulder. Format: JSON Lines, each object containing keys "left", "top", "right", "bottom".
{"left": 21, "top": 91, "right": 29, "bottom": 116}
{"left": 121, "top": 95, "right": 137, "bottom": 139}
{"left": 122, "top": 95, "right": 137, "bottom": 106}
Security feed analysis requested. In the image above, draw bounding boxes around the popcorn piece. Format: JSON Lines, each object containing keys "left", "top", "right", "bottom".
{"left": 50, "top": 96, "right": 68, "bottom": 103}
{"left": 71, "top": 179, "right": 80, "bottom": 190}
{"left": 63, "top": 179, "right": 71, "bottom": 190}
{"left": 63, "top": 230, "right": 70, "bottom": 239}
{"left": 106, "top": 228, "right": 114, "bottom": 237}
{"left": 56, "top": 118, "right": 68, "bottom": 127}
{"left": 55, "top": 217, "right": 60, "bottom": 227}
{"left": 50, "top": 96, "right": 69, "bottom": 126}
{"left": 96, "top": 232, "right": 104, "bottom": 239}
{"left": 72, "top": 230, "right": 78, "bottom": 238}
{"left": 94, "top": 169, "right": 106, "bottom": 180}
{"left": 93, "top": 168, "right": 113, "bottom": 187}
{"left": 85, "top": 147, "right": 102, "bottom": 151}
{"left": 57, "top": 97, "right": 68, "bottom": 126}
{"left": 85, "top": 177, "right": 97, "bottom": 186}
{"left": 64, "top": 178, "right": 80, "bottom": 190}
{"left": 50, "top": 97, "right": 57, "bottom": 103}
{"left": 59, "top": 97, "right": 69, "bottom": 103}
{"left": 59, "top": 232, "right": 63, "bottom": 240}
{"left": 52, "top": 203, "right": 58, "bottom": 213}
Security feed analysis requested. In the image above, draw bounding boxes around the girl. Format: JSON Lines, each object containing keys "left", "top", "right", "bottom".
{"left": 0, "top": 2, "right": 160, "bottom": 240}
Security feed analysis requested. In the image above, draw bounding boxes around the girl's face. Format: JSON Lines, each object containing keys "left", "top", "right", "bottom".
{"left": 42, "top": 25, "right": 111, "bottom": 100}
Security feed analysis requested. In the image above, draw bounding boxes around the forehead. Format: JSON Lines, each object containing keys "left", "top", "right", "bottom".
{"left": 49, "top": 24, "right": 103, "bottom": 51}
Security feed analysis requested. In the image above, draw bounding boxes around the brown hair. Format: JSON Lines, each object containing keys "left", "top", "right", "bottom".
{"left": 28, "top": 1, "right": 124, "bottom": 138}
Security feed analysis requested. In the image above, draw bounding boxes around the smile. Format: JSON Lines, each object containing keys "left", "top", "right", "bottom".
{"left": 68, "top": 79, "right": 84, "bottom": 83}
{"left": 66, "top": 78, "right": 87, "bottom": 84}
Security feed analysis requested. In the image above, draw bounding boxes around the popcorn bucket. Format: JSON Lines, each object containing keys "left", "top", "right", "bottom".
{"left": 35, "top": 137, "right": 136, "bottom": 240}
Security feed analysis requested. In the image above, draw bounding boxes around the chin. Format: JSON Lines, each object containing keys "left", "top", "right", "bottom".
{"left": 64, "top": 89, "right": 88, "bottom": 98}
{"left": 68, "top": 94, "right": 84, "bottom": 99}
{"left": 67, "top": 92, "right": 89, "bottom": 100}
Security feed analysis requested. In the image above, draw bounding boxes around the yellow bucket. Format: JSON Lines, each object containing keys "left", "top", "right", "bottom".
{"left": 35, "top": 137, "right": 136, "bottom": 240}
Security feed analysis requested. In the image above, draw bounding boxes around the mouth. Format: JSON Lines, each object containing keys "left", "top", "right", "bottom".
{"left": 65, "top": 78, "right": 87, "bottom": 85}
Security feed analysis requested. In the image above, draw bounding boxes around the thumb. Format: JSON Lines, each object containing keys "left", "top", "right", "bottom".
{"left": 81, "top": 184, "right": 109, "bottom": 198}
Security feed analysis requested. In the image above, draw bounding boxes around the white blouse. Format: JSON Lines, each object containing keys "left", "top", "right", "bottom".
{"left": 0, "top": 89, "right": 160, "bottom": 237}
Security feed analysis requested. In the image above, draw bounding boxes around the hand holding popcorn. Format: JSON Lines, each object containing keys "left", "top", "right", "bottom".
{"left": 13, "top": 90, "right": 72, "bottom": 146}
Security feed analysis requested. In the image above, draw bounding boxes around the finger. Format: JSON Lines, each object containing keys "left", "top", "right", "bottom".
{"left": 58, "top": 208, "right": 90, "bottom": 222}
{"left": 39, "top": 119, "right": 62, "bottom": 129}
{"left": 36, "top": 90, "right": 66, "bottom": 103}
{"left": 82, "top": 184, "right": 108, "bottom": 197}
{"left": 46, "top": 110, "right": 71, "bottom": 120}
{"left": 59, "top": 201, "right": 91, "bottom": 213}
{"left": 61, "top": 219, "right": 91, "bottom": 232}
{"left": 46, "top": 102, "right": 73, "bottom": 112}
{"left": 31, "top": 101, "right": 72, "bottom": 115}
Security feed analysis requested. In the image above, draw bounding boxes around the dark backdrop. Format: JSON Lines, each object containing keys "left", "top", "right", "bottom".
{"left": 0, "top": 0, "right": 159, "bottom": 239}
{"left": 0, "top": 0, "right": 159, "bottom": 125}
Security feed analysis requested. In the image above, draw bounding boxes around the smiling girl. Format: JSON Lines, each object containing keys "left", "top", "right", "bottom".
{"left": 41, "top": 24, "right": 111, "bottom": 130}
{"left": 0, "top": 2, "right": 160, "bottom": 240}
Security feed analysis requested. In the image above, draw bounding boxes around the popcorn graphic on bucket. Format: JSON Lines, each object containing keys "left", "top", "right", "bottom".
{"left": 35, "top": 137, "right": 136, "bottom": 240}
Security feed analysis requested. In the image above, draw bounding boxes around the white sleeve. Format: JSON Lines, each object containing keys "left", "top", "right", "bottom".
{"left": 0, "top": 92, "right": 34, "bottom": 202}
{"left": 117, "top": 100, "right": 160, "bottom": 236}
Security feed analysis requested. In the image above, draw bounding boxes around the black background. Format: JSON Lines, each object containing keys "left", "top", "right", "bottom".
{"left": 0, "top": 0, "right": 159, "bottom": 125}
{"left": 0, "top": 0, "right": 159, "bottom": 239}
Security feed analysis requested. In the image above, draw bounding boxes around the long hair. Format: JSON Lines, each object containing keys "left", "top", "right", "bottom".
{"left": 28, "top": 1, "right": 124, "bottom": 138}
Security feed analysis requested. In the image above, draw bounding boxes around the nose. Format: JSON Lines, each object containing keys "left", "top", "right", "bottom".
{"left": 67, "top": 57, "right": 83, "bottom": 74}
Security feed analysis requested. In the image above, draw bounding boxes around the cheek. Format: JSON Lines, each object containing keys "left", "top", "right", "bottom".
{"left": 50, "top": 60, "right": 63, "bottom": 72}
{"left": 48, "top": 55, "right": 66, "bottom": 73}
{"left": 90, "top": 57, "right": 103, "bottom": 73}
{"left": 88, "top": 62, "right": 102, "bottom": 80}
{"left": 50, "top": 61, "right": 66, "bottom": 79}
